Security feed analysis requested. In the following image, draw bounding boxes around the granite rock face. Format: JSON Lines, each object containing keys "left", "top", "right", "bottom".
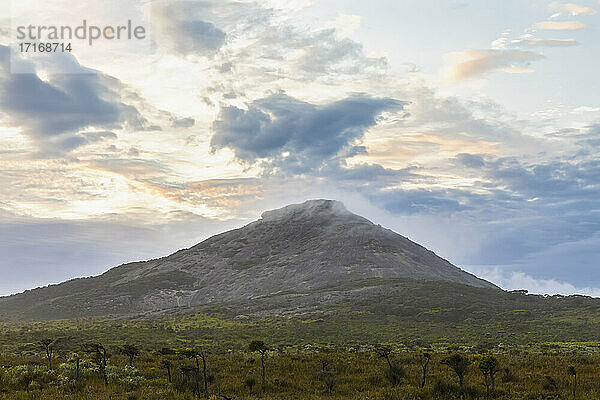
{"left": 0, "top": 199, "right": 497, "bottom": 320}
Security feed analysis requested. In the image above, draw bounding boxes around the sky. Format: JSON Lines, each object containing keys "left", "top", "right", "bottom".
{"left": 0, "top": 0, "right": 598, "bottom": 296}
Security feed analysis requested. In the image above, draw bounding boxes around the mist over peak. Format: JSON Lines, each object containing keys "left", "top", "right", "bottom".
{"left": 259, "top": 199, "right": 352, "bottom": 221}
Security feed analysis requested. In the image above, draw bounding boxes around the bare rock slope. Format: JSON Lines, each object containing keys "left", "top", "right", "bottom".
{"left": 0, "top": 199, "right": 497, "bottom": 320}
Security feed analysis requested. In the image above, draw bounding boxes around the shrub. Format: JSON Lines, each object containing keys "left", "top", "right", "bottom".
{"left": 384, "top": 363, "right": 406, "bottom": 386}
{"left": 542, "top": 376, "right": 558, "bottom": 392}
{"left": 433, "top": 380, "right": 461, "bottom": 397}
{"left": 58, "top": 360, "right": 97, "bottom": 380}
{"left": 244, "top": 376, "right": 257, "bottom": 394}
{"left": 366, "top": 373, "right": 383, "bottom": 387}
{"left": 316, "top": 369, "right": 337, "bottom": 394}
{"left": 106, "top": 365, "right": 147, "bottom": 390}
{"left": 501, "top": 367, "right": 519, "bottom": 383}
{"left": 4, "top": 365, "right": 55, "bottom": 391}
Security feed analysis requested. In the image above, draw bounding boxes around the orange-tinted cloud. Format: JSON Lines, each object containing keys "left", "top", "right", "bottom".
{"left": 534, "top": 21, "right": 586, "bottom": 30}
{"left": 443, "top": 49, "right": 544, "bottom": 82}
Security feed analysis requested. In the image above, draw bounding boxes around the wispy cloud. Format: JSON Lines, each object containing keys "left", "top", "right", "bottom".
{"left": 511, "top": 38, "right": 579, "bottom": 47}
{"left": 443, "top": 49, "right": 544, "bottom": 82}
{"left": 534, "top": 20, "right": 586, "bottom": 30}
{"left": 469, "top": 267, "right": 600, "bottom": 297}
{"left": 549, "top": 2, "right": 596, "bottom": 16}
{"left": 324, "top": 14, "right": 363, "bottom": 37}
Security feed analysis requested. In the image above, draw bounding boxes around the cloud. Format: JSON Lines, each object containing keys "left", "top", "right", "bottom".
{"left": 161, "top": 178, "right": 265, "bottom": 210}
{"left": 214, "top": 1, "right": 386, "bottom": 80}
{"left": 150, "top": 1, "right": 227, "bottom": 56}
{"left": 339, "top": 134, "right": 600, "bottom": 282}
{"left": 325, "top": 14, "right": 362, "bottom": 37}
{"left": 406, "top": 153, "right": 600, "bottom": 272}
{"left": 0, "top": 50, "right": 120, "bottom": 135}
{"left": 54, "top": 131, "right": 118, "bottom": 153}
{"left": 236, "top": 25, "right": 388, "bottom": 80}
{"left": 0, "top": 46, "right": 144, "bottom": 155}
{"left": 443, "top": 49, "right": 544, "bottom": 82}
{"left": 295, "top": 31, "right": 387, "bottom": 75}
{"left": 456, "top": 153, "right": 486, "bottom": 168}
{"left": 449, "top": 1, "right": 469, "bottom": 9}
{"left": 171, "top": 117, "right": 196, "bottom": 128}
{"left": 485, "top": 157, "right": 600, "bottom": 200}
{"left": 549, "top": 2, "right": 596, "bottom": 16}
{"left": 210, "top": 92, "right": 406, "bottom": 173}
{"left": 87, "top": 158, "right": 171, "bottom": 179}
{"left": 511, "top": 38, "right": 579, "bottom": 47}
{"left": 534, "top": 21, "right": 586, "bottom": 30}
{"left": 374, "top": 189, "right": 468, "bottom": 215}
{"left": 469, "top": 266, "right": 600, "bottom": 297}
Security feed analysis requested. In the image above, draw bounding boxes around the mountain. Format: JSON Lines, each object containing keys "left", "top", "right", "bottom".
{"left": 0, "top": 199, "right": 497, "bottom": 320}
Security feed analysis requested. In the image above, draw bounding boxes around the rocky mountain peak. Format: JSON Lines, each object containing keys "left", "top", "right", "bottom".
{"left": 0, "top": 199, "right": 498, "bottom": 320}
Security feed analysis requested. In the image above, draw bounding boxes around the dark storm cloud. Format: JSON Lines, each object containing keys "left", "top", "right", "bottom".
{"left": 211, "top": 92, "right": 406, "bottom": 173}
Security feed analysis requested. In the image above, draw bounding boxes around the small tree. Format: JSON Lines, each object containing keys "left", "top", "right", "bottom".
{"left": 442, "top": 354, "right": 471, "bottom": 388}
{"left": 248, "top": 340, "right": 268, "bottom": 392}
{"left": 179, "top": 365, "right": 200, "bottom": 396}
{"left": 375, "top": 345, "right": 394, "bottom": 368}
{"left": 84, "top": 342, "right": 109, "bottom": 386}
{"left": 568, "top": 366, "right": 577, "bottom": 400}
{"left": 421, "top": 352, "right": 431, "bottom": 388}
{"left": 40, "top": 339, "right": 55, "bottom": 369}
{"left": 160, "top": 347, "right": 176, "bottom": 383}
{"left": 120, "top": 344, "right": 140, "bottom": 367}
{"left": 161, "top": 359, "right": 173, "bottom": 383}
{"left": 375, "top": 344, "right": 404, "bottom": 386}
{"left": 479, "top": 355, "right": 500, "bottom": 394}
{"left": 68, "top": 352, "right": 82, "bottom": 380}
{"left": 179, "top": 347, "right": 209, "bottom": 397}
{"left": 316, "top": 361, "right": 337, "bottom": 394}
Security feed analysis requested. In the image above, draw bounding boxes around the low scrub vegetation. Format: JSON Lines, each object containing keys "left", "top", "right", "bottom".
{"left": 2, "top": 338, "right": 600, "bottom": 399}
